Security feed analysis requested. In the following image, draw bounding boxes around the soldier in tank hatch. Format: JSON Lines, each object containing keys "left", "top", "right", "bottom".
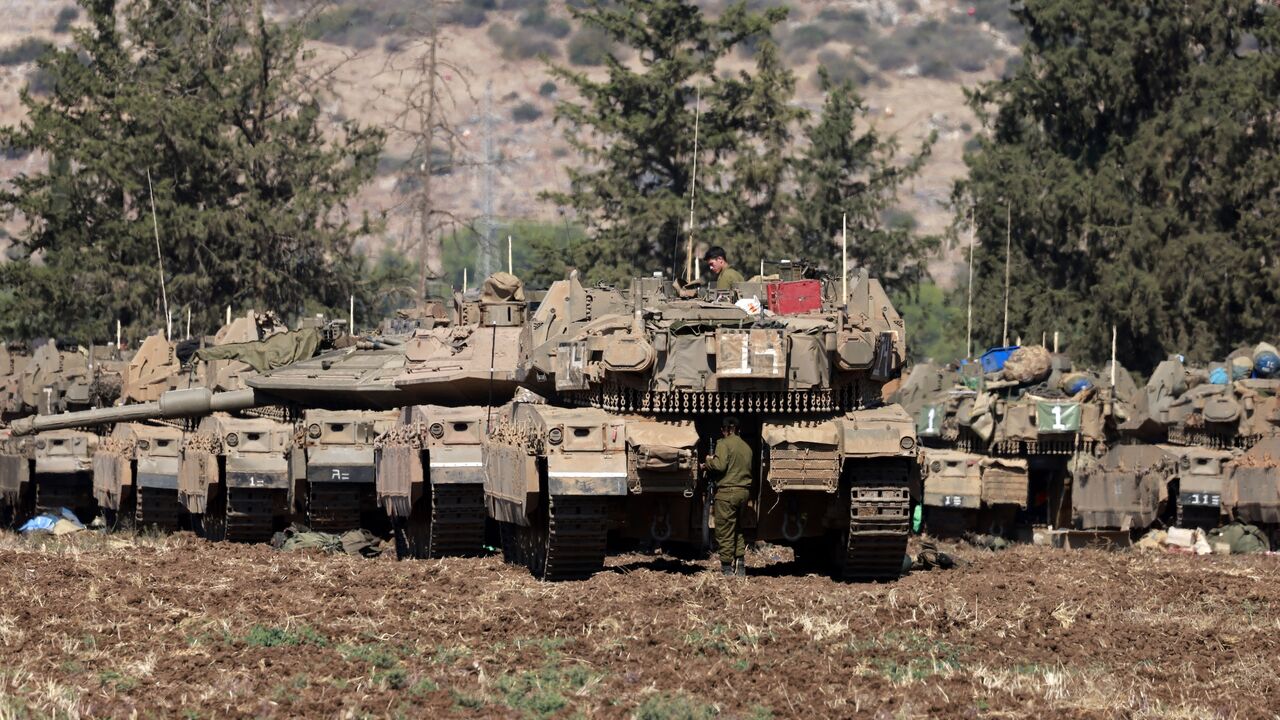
{"left": 706, "top": 415, "right": 752, "bottom": 577}
{"left": 703, "top": 246, "right": 744, "bottom": 290}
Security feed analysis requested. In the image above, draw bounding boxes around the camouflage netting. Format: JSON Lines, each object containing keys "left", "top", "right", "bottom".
{"left": 1001, "top": 345, "right": 1052, "bottom": 384}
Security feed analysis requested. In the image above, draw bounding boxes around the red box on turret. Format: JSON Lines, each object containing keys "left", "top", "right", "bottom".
{"left": 765, "top": 280, "right": 823, "bottom": 315}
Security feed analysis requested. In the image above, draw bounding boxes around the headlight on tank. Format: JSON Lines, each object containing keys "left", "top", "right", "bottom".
{"left": 930, "top": 460, "right": 942, "bottom": 473}
{"left": 307, "top": 423, "right": 322, "bottom": 439}
{"left": 35, "top": 439, "right": 46, "bottom": 450}
{"left": 547, "top": 427, "right": 563, "bottom": 445}
{"left": 225, "top": 432, "right": 239, "bottom": 448}
{"left": 136, "top": 440, "right": 150, "bottom": 451}
{"left": 1180, "top": 456, "right": 1191, "bottom": 470}
{"left": 899, "top": 436, "right": 916, "bottom": 451}
{"left": 428, "top": 422, "right": 445, "bottom": 439}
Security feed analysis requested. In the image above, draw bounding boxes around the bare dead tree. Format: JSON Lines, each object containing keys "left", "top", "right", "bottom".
{"left": 380, "top": 1, "right": 474, "bottom": 300}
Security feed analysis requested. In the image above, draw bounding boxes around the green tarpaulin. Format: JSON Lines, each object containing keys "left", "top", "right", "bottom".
{"left": 196, "top": 328, "right": 322, "bottom": 373}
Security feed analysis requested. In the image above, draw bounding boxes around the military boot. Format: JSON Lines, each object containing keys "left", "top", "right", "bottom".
{"left": 734, "top": 558, "right": 746, "bottom": 577}
{"left": 720, "top": 562, "right": 734, "bottom": 576}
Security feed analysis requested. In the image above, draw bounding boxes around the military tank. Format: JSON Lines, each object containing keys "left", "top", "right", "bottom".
{"left": 10, "top": 277, "right": 527, "bottom": 553}
{"left": 483, "top": 267, "right": 918, "bottom": 581}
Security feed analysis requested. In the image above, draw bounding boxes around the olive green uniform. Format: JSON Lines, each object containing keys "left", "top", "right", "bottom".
{"left": 714, "top": 266, "right": 745, "bottom": 290}
{"left": 707, "top": 433, "right": 753, "bottom": 565}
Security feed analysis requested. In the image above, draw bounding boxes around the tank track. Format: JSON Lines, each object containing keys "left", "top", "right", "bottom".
{"left": 135, "top": 486, "right": 181, "bottom": 529}
{"left": 308, "top": 483, "right": 364, "bottom": 532}
{"left": 224, "top": 488, "right": 281, "bottom": 543}
{"left": 404, "top": 484, "right": 487, "bottom": 558}
{"left": 517, "top": 496, "right": 608, "bottom": 581}
{"left": 842, "top": 459, "right": 911, "bottom": 582}
{"left": 35, "top": 473, "right": 94, "bottom": 519}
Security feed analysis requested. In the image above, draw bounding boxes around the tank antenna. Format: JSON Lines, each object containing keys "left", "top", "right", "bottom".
{"left": 463, "top": 267, "right": 468, "bottom": 294}
{"left": 116, "top": 319, "right": 121, "bottom": 350}
{"left": 507, "top": 235, "right": 513, "bottom": 274}
{"left": 146, "top": 168, "right": 171, "bottom": 341}
{"left": 186, "top": 307, "right": 191, "bottom": 340}
{"left": 349, "top": 294, "right": 355, "bottom": 334}
{"left": 683, "top": 85, "right": 702, "bottom": 284}
{"left": 841, "top": 213, "right": 848, "bottom": 304}
{"left": 1110, "top": 325, "right": 1117, "bottom": 387}
{"left": 966, "top": 205, "right": 975, "bottom": 359}
{"left": 1002, "top": 202, "right": 1011, "bottom": 348}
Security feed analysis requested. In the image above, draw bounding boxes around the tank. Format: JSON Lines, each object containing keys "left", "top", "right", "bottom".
{"left": 483, "top": 268, "right": 918, "bottom": 581}
{"left": 8, "top": 281, "right": 528, "bottom": 553}
{"left": 1138, "top": 354, "right": 1280, "bottom": 529}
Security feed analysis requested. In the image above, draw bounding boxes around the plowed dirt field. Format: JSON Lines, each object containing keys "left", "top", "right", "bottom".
{"left": 0, "top": 532, "right": 1276, "bottom": 719}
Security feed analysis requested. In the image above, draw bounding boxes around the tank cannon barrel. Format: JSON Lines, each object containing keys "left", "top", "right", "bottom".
{"left": 9, "top": 388, "right": 259, "bottom": 436}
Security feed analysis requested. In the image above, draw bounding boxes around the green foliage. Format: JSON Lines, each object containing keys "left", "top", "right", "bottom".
{"left": 0, "top": 38, "right": 51, "bottom": 66}
{"left": 53, "top": 6, "right": 81, "bottom": 34}
{"left": 892, "top": 282, "right": 966, "bottom": 365}
{"left": 444, "top": 219, "right": 586, "bottom": 290}
{"left": 780, "top": 23, "right": 830, "bottom": 61}
{"left": 791, "top": 69, "right": 936, "bottom": 288}
{"left": 566, "top": 25, "right": 613, "bottom": 66}
{"left": 489, "top": 21, "right": 560, "bottom": 60}
{"left": 633, "top": 692, "right": 718, "bottom": 720}
{"left": 243, "top": 625, "right": 329, "bottom": 648}
{"left": 959, "top": 0, "right": 1280, "bottom": 372}
{"left": 546, "top": 0, "right": 933, "bottom": 290}
{"left": 870, "top": 18, "right": 999, "bottom": 79}
{"left": 0, "top": 0, "right": 384, "bottom": 344}
{"left": 812, "top": 50, "right": 873, "bottom": 89}
{"left": 519, "top": 3, "right": 572, "bottom": 39}
{"left": 511, "top": 101, "right": 544, "bottom": 123}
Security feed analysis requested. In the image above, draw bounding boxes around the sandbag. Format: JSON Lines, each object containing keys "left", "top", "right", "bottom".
{"left": 1001, "top": 345, "right": 1052, "bottom": 384}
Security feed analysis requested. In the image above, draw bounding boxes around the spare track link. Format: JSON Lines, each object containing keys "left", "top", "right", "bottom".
{"left": 225, "top": 487, "right": 280, "bottom": 543}
{"left": 843, "top": 459, "right": 911, "bottom": 582}
{"left": 308, "top": 483, "right": 365, "bottom": 533}
{"left": 426, "top": 483, "right": 486, "bottom": 557}
{"left": 135, "top": 486, "right": 181, "bottom": 530}
{"left": 522, "top": 496, "right": 608, "bottom": 581}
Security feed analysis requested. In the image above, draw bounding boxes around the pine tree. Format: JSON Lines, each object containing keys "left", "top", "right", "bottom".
{"left": 544, "top": 0, "right": 787, "bottom": 285}
{"left": 792, "top": 69, "right": 934, "bottom": 289}
{"left": 0, "top": 0, "right": 384, "bottom": 343}
{"left": 959, "top": 0, "right": 1280, "bottom": 371}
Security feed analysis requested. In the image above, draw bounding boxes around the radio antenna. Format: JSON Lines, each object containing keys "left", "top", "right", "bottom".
{"left": 146, "top": 168, "right": 171, "bottom": 341}
{"left": 683, "top": 86, "right": 702, "bottom": 284}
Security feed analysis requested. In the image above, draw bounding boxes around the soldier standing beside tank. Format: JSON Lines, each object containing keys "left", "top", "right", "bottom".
{"left": 705, "top": 416, "right": 752, "bottom": 577}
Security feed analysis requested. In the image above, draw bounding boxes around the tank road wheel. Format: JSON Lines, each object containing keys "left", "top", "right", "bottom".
{"left": 519, "top": 496, "right": 608, "bottom": 581}
{"left": 840, "top": 459, "right": 912, "bottom": 582}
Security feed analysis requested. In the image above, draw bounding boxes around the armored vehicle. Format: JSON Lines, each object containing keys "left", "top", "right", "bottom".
{"left": 12, "top": 277, "right": 527, "bottom": 551}
{"left": 484, "top": 268, "right": 918, "bottom": 581}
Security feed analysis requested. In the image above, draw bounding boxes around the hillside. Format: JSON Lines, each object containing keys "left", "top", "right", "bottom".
{"left": 0, "top": 0, "right": 1021, "bottom": 287}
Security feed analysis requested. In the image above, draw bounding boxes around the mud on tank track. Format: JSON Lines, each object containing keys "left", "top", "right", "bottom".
{"left": 0, "top": 532, "right": 1278, "bottom": 718}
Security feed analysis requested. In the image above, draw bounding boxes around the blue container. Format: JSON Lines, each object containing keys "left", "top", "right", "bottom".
{"left": 980, "top": 346, "right": 1019, "bottom": 374}
{"left": 1209, "top": 367, "right": 1230, "bottom": 385}
{"left": 1254, "top": 351, "right": 1279, "bottom": 378}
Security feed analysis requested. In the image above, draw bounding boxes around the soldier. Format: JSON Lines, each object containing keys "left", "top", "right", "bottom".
{"left": 706, "top": 416, "right": 752, "bottom": 576}
{"left": 703, "top": 246, "right": 744, "bottom": 289}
